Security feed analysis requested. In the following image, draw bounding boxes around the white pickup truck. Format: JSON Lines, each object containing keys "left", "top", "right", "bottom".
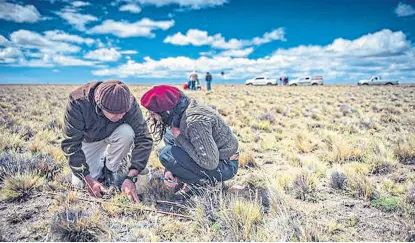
{"left": 288, "top": 76, "right": 323, "bottom": 86}
{"left": 245, "top": 76, "right": 278, "bottom": 85}
{"left": 358, "top": 76, "right": 399, "bottom": 86}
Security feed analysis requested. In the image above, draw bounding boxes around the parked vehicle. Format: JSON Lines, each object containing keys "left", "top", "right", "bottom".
{"left": 288, "top": 76, "right": 323, "bottom": 86}
{"left": 245, "top": 76, "right": 278, "bottom": 85}
{"left": 358, "top": 76, "right": 399, "bottom": 86}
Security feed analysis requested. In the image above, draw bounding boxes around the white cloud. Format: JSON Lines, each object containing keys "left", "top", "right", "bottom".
{"left": 84, "top": 48, "right": 121, "bottom": 61}
{"left": 199, "top": 50, "right": 216, "bottom": 56}
{"left": 395, "top": 2, "right": 415, "bottom": 17}
{"left": 43, "top": 30, "right": 95, "bottom": 45}
{"left": 274, "top": 29, "right": 410, "bottom": 57}
{"left": 13, "top": 53, "right": 96, "bottom": 67}
{"left": 0, "top": 2, "right": 41, "bottom": 23}
{"left": 10, "top": 30, "right": 80, "bottom": 53}
{"left": 72, "top": 1, "right": 91, "bottom": 7}
{"left": 0, "top": 47, "right": 23, "bottom": 63}
{"left": 52, "top": 69, "right": 60, "bottom": 72}
{"left": 217, "top": 47, "right": 254, "bottom": 57}
{"left": 326, "top": 29, "right": 409, "bottom": 57}
{"left": 164, "top": 29, "right": 243, "bottom": 49}
{"left": 250, "top": 28, "right": 286, "bottom": 45}
{"left": 0, "top": 35, "right": 10, "bottom": 46}
{"left": 16, "top": 58, "right": 55, "bottom": 67}
{"left": 93, "top": 29, "right": 415, "bottom": 83}
{"left": 56, "top": 8, "right": 98, "bottom": 30}
{"left": 88, "top": 18, "right": 174, "bottom": 38}
{"left": 52, "top": 55, "right": 95, "bottom": 66}
{"left": 135, "top": 0, "right": 227, "bottom": 9}
{"left": 119, "top": 4, "right": 142, "bottom": 13}
{"left": 164, "top": 28, "right": 285, "bottom": 49}
{"left": 120, "top": 50, "right": 138, "bottom": 54}
{"left": 164, "top": 29, "right": 216, "bottom": 46}
{"left": 3, "top": 29, "right": 98, "bottom": 67}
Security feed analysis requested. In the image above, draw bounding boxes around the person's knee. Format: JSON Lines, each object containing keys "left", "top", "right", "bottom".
{"left": 218, "top": 160, "right": 238, "bottom": 182}
{"left": 163, "top": 129, "right": 175, "bottom": 146}
{"left": 111, "top": 124, "right": 134, "bottom": 145}
{"left": 159, "top": 145, "right": 176, "bottom": 168}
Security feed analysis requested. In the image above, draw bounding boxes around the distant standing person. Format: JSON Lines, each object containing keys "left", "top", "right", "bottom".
{"left": 189, "top": 71, "right": 198, "bottom": 90}
{"left": 205, "top": 72, "right": 212, "bottom": 91}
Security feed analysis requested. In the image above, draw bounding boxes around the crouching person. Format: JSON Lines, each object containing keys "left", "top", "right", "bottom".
{"left": 140, "top": 85, "right": 239, "bottom": 199}
{"left": 61, "top": 80, "right": 153, "bottom": 202}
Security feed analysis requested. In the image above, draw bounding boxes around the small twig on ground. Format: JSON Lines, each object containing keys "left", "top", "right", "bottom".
{"left": 45, "top": 191, "right": 192, "bottom": 220}
{"left": 156, "top": 200, "right": 188, "bottom": 209}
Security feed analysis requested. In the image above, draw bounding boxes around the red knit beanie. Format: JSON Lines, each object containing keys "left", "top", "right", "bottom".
{"left": 94, "top": 80, "right": 132, "bottom": 114}
{"left": 140, "top": 85, "right": 181, "bottom": 112}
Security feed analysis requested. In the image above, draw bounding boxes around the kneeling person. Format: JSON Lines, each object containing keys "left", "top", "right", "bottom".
{"left": 61, "top": 80, "right": 153, "bottom": 202}
{"left": 140, "top": 85, "right": 239, "bottom": 197}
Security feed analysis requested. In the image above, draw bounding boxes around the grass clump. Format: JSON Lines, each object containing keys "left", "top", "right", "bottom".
{"left": 394, "top": 134, "right": 415, "bottom": 164}
{"left": 239, "top": 151, "right": 257, "bottom": 169}
{"left": 345, "top": 173, "right": 377, "bottom": 200}
{"left": 225, "top": 198, "right": 263, "bottom": 241}
{"left": 320, "top": 132, "right": 365, "bottom": 164}
{"left": 291, "top": 171, "right": 318, "bottom": 200}
{"left": 330, "top": 170, "right": 347, "bottom": 190}
{"left": 0, "top": 173, "right": 45, "bottom": 201}
{"left": 295, "top": 131, "right": 318, "bottom": 153}
{"left": 50, "top": 192, "right": 110, "bottom": 241}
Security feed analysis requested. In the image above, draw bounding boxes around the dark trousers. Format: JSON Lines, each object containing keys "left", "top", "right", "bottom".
{"left": 159, "top": 129, "right": 238, "bottom": 185}
{"left": 206, "top": 81, "right": 211, "bottom": 91}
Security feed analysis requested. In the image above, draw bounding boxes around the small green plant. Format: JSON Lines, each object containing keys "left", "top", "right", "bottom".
{"left": 372, "top": 196, "right": 400, "bottom": 212}
{"left": 251, "top": 120, "right": 272, "bottom": 132}
{"left": 348, "top": 216, "right": 359, "bottom": 227}
{"left": 328, "top": 222, "right": 344, "bottom": 233}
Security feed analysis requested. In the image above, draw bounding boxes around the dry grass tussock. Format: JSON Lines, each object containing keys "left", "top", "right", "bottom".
{"left": 0, "top": 84, "right": 414, "bottom": 241}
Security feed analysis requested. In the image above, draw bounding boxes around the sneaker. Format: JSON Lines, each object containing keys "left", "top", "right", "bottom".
{"left": 102, "top": 166, "right": 125, "bottom": 190}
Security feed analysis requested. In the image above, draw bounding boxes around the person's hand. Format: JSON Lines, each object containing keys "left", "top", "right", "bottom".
{"left": 164, "top": 171, "right": 178, "bottom": 188}
{"left": 85, "top": 175, "right": 104, "bottom": 198}
{"left": 121, "top": 179, "right": 139, "bottom": 203}
{"left": 171, "top": 127, "right": 181, "bottom": 138}
{"left": 121, "top": 169, "right": 140, "bottom": 203}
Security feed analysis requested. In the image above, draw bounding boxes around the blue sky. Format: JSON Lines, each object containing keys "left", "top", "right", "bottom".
{"left": 1, "top": 0, "right": 415, "bottom": 84}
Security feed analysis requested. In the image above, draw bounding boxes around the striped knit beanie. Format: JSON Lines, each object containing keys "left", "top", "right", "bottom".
{"left": 94, "top": 80, "right": 132, "bottom": 114}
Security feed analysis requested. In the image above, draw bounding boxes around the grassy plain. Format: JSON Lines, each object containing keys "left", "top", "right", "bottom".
{"left": 0, "top": 84, "right": 414, "bottom": 241}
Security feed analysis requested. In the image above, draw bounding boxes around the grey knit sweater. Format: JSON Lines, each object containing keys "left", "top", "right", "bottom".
{"left": 175, "top": 98, "right": 238, "bottom": 170}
